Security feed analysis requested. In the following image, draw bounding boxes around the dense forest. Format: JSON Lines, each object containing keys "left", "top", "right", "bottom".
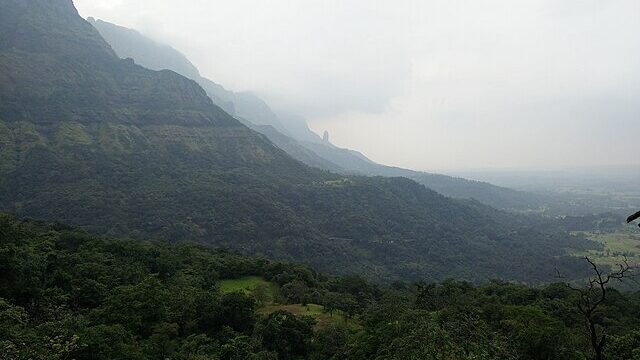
{"left": 2, "top": 215, "right": 640, "bottom": 360}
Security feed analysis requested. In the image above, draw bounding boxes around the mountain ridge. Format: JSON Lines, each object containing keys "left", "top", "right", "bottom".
{"left": 0, "top": 0, "right": 594, "bottom": 283}
{"left": 88, "top": 17, "right": 544, "bottom": 211}
{"left": 0, "top": 4, "right": 238, "bottom": 128}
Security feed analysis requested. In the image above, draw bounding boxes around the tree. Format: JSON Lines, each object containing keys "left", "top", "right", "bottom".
{"left": 335, "top": 294, "right": 359, "bottom": 323}
{"left": 560, "top": 257, "right": 635, "bottom": 360}
{"left": 313, "top": 323, "right": 348, "bottom": 358}
{"left": 219, "top": 335, "right": 256, "bottom": 360}
{"left": 255, "top": 311, "right": 314, "bottom": 360}
{"left": 323, "top": 292, "right": 342, "bottom": 318}
{"left": 218, "top": 292, "right": 256, "bottom": 333}
{"left": 149, "top": 322, "right": 179, "bottom": 359}
{"left": 252, "top": 284, "right": 270, "bottom": 307}
{"left": 94, "top": 275, "right": 170, "bottom": 337}
{"left": 281, "top": 280, "right": 308, "bottom": 304}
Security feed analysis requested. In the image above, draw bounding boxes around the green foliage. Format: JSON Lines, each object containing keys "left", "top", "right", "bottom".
{"left": 0, "top": 117, "right": 597, "bottom": 283}
{"left": 0, "top": 215, "right": 327, "bottom": 359}
{"left": 1, "top": 216, "right": 640, "bottom": 359}
{"left": 255, "top": 311, "right": 315, "bottom": 359}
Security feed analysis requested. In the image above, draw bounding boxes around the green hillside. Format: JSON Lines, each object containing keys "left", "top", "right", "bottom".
{"left": 2, "top": 216, "right": 640, "bottom": 360}
{"left": 0, "top": 0, "right": 596, "bottom": 283}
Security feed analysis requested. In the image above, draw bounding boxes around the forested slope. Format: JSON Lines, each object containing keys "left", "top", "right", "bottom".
{"left": 0, "top": 0, "right": 594, "bottom": 282}
{"left": 2, "top": 216, "right": 640, "bottom": 360}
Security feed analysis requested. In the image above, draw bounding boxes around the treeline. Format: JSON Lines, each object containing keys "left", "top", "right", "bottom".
{"left": 2, "top": 215, "right": 640, "bottom": 360}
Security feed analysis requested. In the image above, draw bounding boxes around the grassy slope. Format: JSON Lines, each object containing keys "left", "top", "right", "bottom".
{"left": 219, "top": 276, "right": 350, "bottom": 328}
{"left": 219, "top": 276, "right": 279, "bottom": 300}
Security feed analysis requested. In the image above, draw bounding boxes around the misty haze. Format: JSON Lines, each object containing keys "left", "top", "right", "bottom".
{"left": 1, "top": 1, "right": 639, "bottom": 359}
{"left": 76, "top": 0, "right": 640, "bottom": 172}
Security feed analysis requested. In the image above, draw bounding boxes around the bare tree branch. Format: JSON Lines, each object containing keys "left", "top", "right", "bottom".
{"left": 560, "top": 256, "right": 635, "bottom": 360}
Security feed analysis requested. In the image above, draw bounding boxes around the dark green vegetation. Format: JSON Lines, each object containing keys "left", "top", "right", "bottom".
{"left": 3, "top": 216, "right": 640, "bottom": 360}
{"left": 0, "top": 0, "right": 601, "bottom": 283}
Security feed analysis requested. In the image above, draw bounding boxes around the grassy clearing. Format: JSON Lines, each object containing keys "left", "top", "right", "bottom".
{"left": 258, "top": 303, "right": 352, "bottom": 329}
{"left": 219, "top": 277, "right": 358, "bottom": 329}
{"left": 259, "top": 303, "right": 325, "bottom": 316}
{"left": 571, "top": 230, "right": 640, "bottom": 267}
{"left": 218, "top": 276, "right": 279, "bottom": 303}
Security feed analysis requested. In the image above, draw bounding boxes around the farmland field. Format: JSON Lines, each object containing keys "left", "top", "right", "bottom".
{"left": 219, "top": 276, "right": 279, "bottom": 303}
{"left": 570, "top": 229, "right": 640, "bottom": 267}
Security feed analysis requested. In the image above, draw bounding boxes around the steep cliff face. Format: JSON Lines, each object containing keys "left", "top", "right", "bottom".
{"left": 0, "top": 0, "right": 115, "bottom": 57}
{"left": 0, "top": 1, "right": 236, "bottom": 127}
{"left": 88, "top": 18, "right": 286, "bottom": 128}
{"left": 87, "top": 18, "right": 201, "bottom": 80}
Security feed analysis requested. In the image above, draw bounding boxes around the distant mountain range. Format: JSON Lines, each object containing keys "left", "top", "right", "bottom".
{"left": 88, "top": 18, "right": 545, "bottom": 212}
{"left": 0, "top": 0, "right": 595, "bottom": 283}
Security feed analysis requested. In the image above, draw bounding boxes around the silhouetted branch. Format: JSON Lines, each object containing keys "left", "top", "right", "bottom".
{"left": 559, "top": 256, "right": 635, "bottom": 360}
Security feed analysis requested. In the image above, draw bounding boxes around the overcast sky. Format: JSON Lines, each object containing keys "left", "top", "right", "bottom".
{"left": 75, "top": 0, "right": 640, "bottom": 172}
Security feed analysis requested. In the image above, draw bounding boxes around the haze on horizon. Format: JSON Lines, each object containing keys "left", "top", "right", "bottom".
{"left": 74, "top": 0, "right": 640, "bottom": 172}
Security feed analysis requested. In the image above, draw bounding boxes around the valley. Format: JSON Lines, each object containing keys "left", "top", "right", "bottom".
{"left": 0, "top": 0, "right": 639, "bottom": 359}
{"left": 571, "top": 229, "right": 640, "bottom": 267}
{"left": 0, "top": 0, "right": 599, "bottom": 284}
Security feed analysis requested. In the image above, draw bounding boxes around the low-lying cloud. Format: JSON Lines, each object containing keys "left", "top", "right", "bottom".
{"left": 75, "top": 0, "right": 640, "bottom": 171}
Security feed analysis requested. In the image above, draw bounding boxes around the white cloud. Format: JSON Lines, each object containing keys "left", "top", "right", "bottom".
{"left": 75, "top": 0, "right": 640, "bottom": 170}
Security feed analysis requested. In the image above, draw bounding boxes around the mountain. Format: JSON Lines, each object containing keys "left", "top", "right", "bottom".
{"left": 85, "top": 17, "right": 236, "bottom": 115}
{"left": 299, "top": 141, "right": 546, "bottom": 210}
{"left": 0, "top": 0, "right": 595, "bottom": 283}
{"left": 238, "top": 120, "right": 344, "bottom": 173}
{"left": 88, "top": 18, "right": 546, "bottom": 212}
{"left": 87, "top": 18, "right": 288, "bottom": 134}
{"left": 0, "top": 4, "right": 235, "bottom": 128}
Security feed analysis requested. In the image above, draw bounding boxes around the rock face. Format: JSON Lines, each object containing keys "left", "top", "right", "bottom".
{"left": 323, "top": 130, "right": 330, "bottom": 143}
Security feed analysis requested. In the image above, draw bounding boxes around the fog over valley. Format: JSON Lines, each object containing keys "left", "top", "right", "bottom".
{"left": 75, "top": 0, "right": 640, "bottom": 171}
